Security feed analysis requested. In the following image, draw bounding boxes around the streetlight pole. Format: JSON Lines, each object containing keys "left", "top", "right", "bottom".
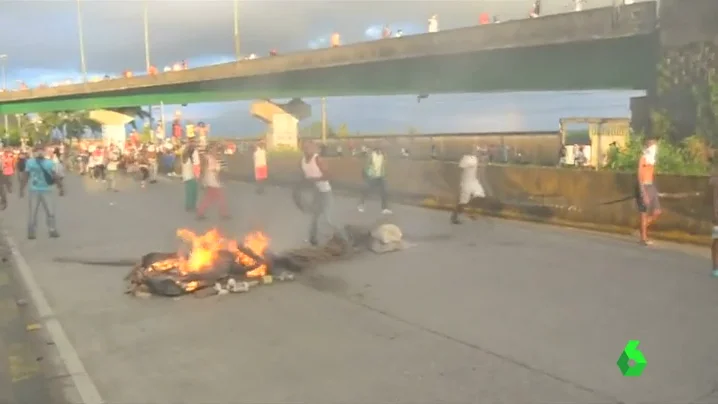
{"left": 76, "top": 0, "right": 88, "bottom": 82}
{"left": 143, "top": 1, "right": 151, "bottom": 72}
{"left": 233, "top": 0, "right": 240, "bottom": 59}
{"left": 0, "top": 55, "right": 8, "bottom": 139}
{"left": 143, "top": 1, "right": 153, "bottom": 137}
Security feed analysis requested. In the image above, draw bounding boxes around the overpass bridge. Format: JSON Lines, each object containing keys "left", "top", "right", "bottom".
{"left": 0, "top": 2, "right": 658, "bottom": 115}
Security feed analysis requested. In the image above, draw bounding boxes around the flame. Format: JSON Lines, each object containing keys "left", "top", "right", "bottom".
{"left": 229, "top": 232, "right": 269, "bottom": 278}
{"left": 147, "top": 228, "right": 270, "bottom": 292}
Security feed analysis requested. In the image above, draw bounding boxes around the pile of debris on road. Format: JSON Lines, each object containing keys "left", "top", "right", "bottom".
{"left": 120, "top": 221, "right": 410, "bottom": 298}
{"left": 124, "top": 228, "right": 297, "bottom": 298}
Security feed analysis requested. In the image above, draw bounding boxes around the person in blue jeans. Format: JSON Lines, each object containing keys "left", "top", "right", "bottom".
{"left": 19, "top": 145, "right": 64, "bottom": 240}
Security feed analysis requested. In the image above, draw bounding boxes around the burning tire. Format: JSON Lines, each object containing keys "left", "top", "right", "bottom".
{"left": 125, "top": 229, "right": 294, "bottom": 298}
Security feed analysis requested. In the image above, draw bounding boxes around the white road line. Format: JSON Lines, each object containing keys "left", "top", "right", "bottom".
{"left": 2, "top": 231, "right": 105, "bottom": 404}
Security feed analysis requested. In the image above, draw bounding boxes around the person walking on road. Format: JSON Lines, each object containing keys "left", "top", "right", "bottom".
{"left": 19, "top": 143, "right": 63, "bottom": 240}
{"left": 253, "top": 142, "right": 268, "bottom": 194}
{"left": 451, "top": 148, "right": 486, "bottom": 224}
{"left": 181, "top": 138, "right": 201, "bottom": 212}
{"left": 2, "top": 148, "right": 15, "bottom": 196}
{"left": 635, "top": 138, "right": 661, "bottom": 245}
{"left": 358, "top": 146, "right": 391, "bottom": 214}
{"left": 300, "top": 142, "right": 348, "bottom": 246}
{"left": 196, "top": 144, "right": 230, "bottom": 220}
{"left": 105, "top": 144, "right": 121, "bottom": 192}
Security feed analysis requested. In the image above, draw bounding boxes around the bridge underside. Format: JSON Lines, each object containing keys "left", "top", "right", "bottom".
{"left": 0, "top": 34, "right": 657, "bottom": 114}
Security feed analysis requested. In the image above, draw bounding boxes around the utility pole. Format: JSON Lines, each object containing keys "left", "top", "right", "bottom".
{"left": 76, "top": 0, "right": 88, "bottom": 82}
{"left": 143, "top": 1, "right": 154, "bottom": 136}
{"left": 321, "top": 97, "right": 327, "bottom": 144}
{"left": 143, "top": 1, "right": 151, "bottom": 73}
{"left": 233, "top": 0, "right": 240, "bottom": 59}
{"left": 0, "top": 55, "right": 8, "bottom": 139}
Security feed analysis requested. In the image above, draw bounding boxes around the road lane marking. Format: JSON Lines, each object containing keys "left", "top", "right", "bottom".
{"left": 8, "top": 343, "right": 40, "bottom": 383}
{"left": 2, "top": 231, "right": 105, "bottom": 404}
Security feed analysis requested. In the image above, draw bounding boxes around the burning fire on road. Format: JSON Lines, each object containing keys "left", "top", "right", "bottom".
{"left": 125, "top": 228, "right": 295, "bottom": 298}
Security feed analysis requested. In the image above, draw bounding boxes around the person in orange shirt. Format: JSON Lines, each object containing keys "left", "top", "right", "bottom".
{"left": 330, "top": 32, "right": 341, "bottom": 48}
{"left": 635, "top": 138, "right": 661, "bottom": 245}
{"left": 2, "top": 149, "right": 15, "bottom": 195}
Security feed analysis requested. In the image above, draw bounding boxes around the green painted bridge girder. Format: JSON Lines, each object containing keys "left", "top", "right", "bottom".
{"left": 0, "top": 33, "right": 658, "bottom": 115}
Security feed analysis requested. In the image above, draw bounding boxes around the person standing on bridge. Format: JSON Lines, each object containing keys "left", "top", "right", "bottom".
{"left": 20, "top": 143, "right": 63, "bottom": 240}
{"left": 529, "top": 0, "right": 541, "bottom": 17}
{"left": 451, "top": 148, "right": 486, "bottom": 225}
{"left": 635, "top": 138, "right": 661, "bottom": 246}
{"left": 573, "top": 0, "right": 585, "bottom": 12}
{"left": 428, "top": 14, "right": 439, "bottom": 33}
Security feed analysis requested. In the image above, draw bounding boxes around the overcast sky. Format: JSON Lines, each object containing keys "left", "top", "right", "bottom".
{"left": 0, "top": 0, "right": 644, "bottom": 77}
{"left": 0, "top": 0, "right": 646, "bottom": 135}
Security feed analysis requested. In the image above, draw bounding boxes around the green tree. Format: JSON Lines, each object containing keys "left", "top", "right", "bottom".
{"left": 108, "top": 106, "right": 152, "bottom": 130}
{"left": 336, "top": 123, "right": 350, "bottom": 138}
{"left": 605, "top": 133, "right": 709, "bottom": 175}
{"left": 299, "top": 121, "right": 335, "bottom": 138}
{"left": 407, "top": 126, "right": 418, "bottom": 135}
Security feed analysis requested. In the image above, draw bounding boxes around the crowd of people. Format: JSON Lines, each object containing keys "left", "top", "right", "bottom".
{"left": 1, "top": 131, "right": 705, "bottom": 275}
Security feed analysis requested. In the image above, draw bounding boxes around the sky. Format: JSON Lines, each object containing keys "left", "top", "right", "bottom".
{"left": 0, "top": 0, "right": 649, "bottom": 136}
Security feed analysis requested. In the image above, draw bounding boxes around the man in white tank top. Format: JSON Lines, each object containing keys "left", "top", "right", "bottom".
{"left": 300, "top": 142, "right": 346, "bottom": 246}
{"left": 451, "top": 148, "right": 487, "bottom": 224}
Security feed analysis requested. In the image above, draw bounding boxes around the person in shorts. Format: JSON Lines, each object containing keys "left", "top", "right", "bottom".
{"left": 636, "top": 138, "right": 661, "bottom": 245}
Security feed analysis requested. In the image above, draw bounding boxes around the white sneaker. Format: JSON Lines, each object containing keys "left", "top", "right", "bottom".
{"left": 382, "top": 209, "right": 392, "bottom": 214}
{"left": 357, "top": 205, "right": 365, "bottom": 213}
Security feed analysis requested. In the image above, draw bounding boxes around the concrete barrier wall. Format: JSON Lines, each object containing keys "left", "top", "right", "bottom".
{"left": 226, "top": 131, "right": 561, "bottom": 165}
{"left": 224, "top": 153, "right": 711, "bottom": 244}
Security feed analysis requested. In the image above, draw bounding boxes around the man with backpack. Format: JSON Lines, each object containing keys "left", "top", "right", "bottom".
{"left": 19, "top": 143, "right": 64, "bottom": 240}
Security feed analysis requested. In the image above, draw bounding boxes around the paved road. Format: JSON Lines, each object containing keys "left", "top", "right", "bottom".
{"left": 0, "top": 174, "right": 716, "bottom": 404}
{"left": 0, "top": 238, "right": 69, "bottom": 404}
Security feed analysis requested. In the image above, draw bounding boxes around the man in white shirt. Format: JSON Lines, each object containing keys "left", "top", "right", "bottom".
{"left": 451, "top": 150, "right": 486, "bottom": 224}
{"left": 300, "top": 142, "right": 347, "bottom": 246}
{"left": 428, "top": 15, "right": 438, "bottom": 33}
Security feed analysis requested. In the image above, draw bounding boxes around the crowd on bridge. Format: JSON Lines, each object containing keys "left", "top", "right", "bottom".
{"left": 0, "top": 0, "right": 647, "bottom": 92}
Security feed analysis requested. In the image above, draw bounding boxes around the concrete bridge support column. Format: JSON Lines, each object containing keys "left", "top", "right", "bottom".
{"left": 250, "top": 98, "right": 311, "bottom": 150}
{"left": 632, "top": 0, "right": 718, "bottom": 140}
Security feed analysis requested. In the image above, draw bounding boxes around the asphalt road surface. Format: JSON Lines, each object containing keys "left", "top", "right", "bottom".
{"left": 0, "top": 174, "right": 716, "bottom": 404}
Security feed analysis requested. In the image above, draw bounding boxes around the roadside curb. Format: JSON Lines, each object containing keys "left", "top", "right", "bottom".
{"left": 1, "top": 231, "right": 104, "bottom": 404}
